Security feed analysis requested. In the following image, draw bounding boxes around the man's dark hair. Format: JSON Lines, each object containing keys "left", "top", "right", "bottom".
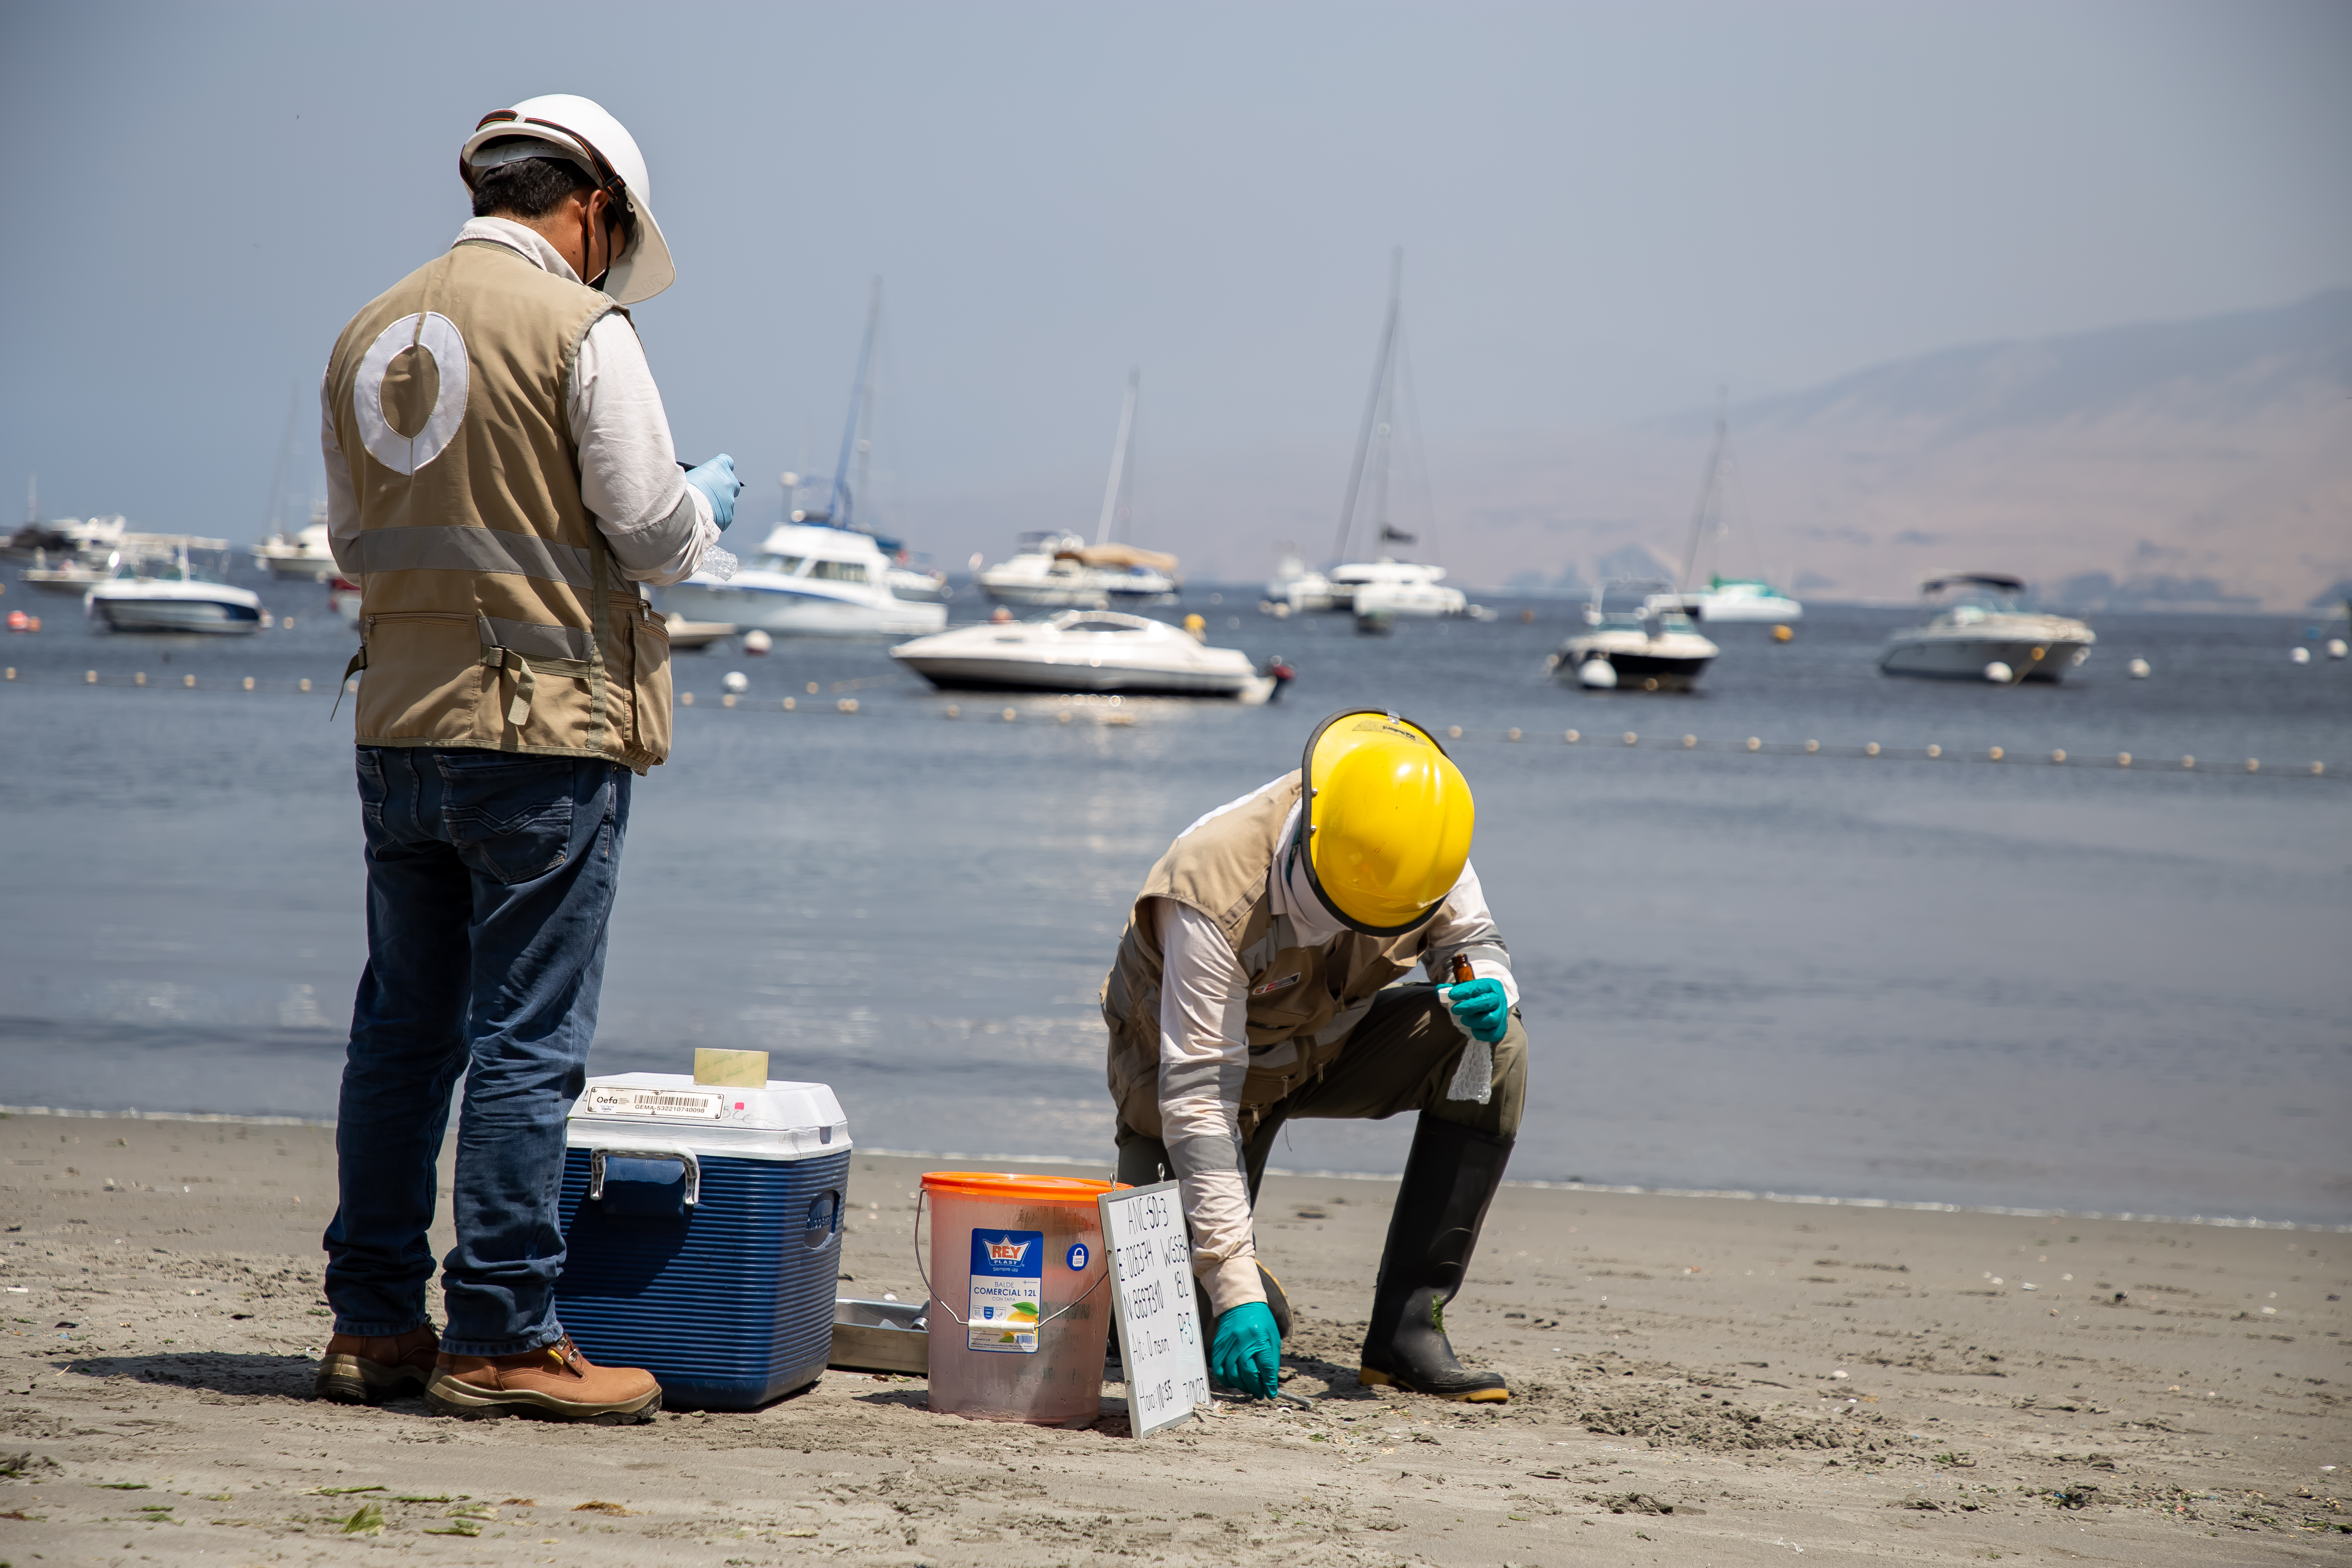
{"left": 470, "top": 155, "right": 594, "bottom": 220}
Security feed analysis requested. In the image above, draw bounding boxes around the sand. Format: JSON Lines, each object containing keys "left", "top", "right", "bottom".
{"left": 0, "top": 1110, "right": 2345, "bottom": 1566}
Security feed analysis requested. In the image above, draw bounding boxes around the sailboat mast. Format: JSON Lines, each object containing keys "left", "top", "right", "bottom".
{"left": 826, "top": 277, "right": 882, "bottom": 530}
{"left": 24, "top": 474, "right": 35, "bottom": 526}
{"left": 260, "top": 384, "right": 301, "bottom": 541}
{"left": 1678, "top": 388, "right": 1729, "bottom": 591}
{"left": 1332, "top": 248, "right": 1403, "bottom": 565}
{"left": 1094, "top": 368, "right": 1140, "bottom": 547}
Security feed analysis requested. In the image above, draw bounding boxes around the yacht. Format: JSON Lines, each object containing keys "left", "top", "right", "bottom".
{"left": 977, "top": 371, "right": 1182, "bottom": 609}
{"left": 891, "top": 610, "right": 1280, "bottom": 701}
{"left": 1556, "top": 579, "right": 1718, "bottom": 692}
{"left": 1878, "top": 574, "right": 2093, "bottom": 683}
{"left": 660, "top": 521, "right": 946, "bottom": 637}
{"left": 1263, "top": 551, "right": 1340, "bottom": 613}
{"left": 1313, "top": 253, "right": 1468, "bottom": 622}
{"left": 1335, "top": 557, "right": 1465, "bottom": 619}
{"left": 85, "top": 538, "right": 263, "bottom": 634}
{"left": 976, "top": 532, "right": 1180, "bottom": 609}
{"left": 1651, "top": 396, "right": 1804, "bottom": 626}
{"left": 668, "top": 278, "right": 949, "bottom": 638}
{"left": 253, "top": 506, "right": 338, "bottom": 581}
{"left": 18, "top": 549, "right": 118, "bottom": 596}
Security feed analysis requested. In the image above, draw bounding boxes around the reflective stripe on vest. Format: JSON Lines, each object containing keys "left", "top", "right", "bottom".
{"left": 350, "top": 524, "right": 595, "bottom": 588}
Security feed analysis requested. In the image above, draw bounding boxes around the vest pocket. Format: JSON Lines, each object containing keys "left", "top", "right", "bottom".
{"left": 629, "top": 609, "right": 671, "bottom": 762}
{"left": 356, "top": 611, "right": 487, "bottom": 743}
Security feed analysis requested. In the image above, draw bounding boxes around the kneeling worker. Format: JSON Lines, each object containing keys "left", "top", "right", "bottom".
{"left": 1103, "top": 709, "right": 1525, "bottom": 1402}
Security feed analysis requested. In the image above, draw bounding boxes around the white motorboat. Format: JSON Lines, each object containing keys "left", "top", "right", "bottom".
{"left": 18, "top": 549, "right": 116, "bottom": 595}
{"left": 1335, "top": 557, "right": 1466, "bottom": 619}
{"left": 1878, "top": 574, "right": 2093, "bottom": 683}
{"left": 1690, "top": 576, "right": 1803, "bottom": 623}
{"left": 86, "top": 538, "right": 263, "bottom": 635}
{"left": 1556, "top": 579, "right": 1718, "bottom": 692}
{"left": 977, "top": 533, "right": 1180, "bottom": 608}
{"left": 661, "top": 521, "right": 946, "bottom": 638}
{"left": 1263, "top": 551, "right": 1340, "bottom": 613}
{"left": 891, "top": 610, "right": 1281, "bottom": 701}
{"left": 253, "top": 509, "right": 338, "bottom": 581}
{"left": 3, "top": 509, "right": 130, "bottom": 566}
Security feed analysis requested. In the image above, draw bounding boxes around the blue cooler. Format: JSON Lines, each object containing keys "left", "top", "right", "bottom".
{"left": 554, "top": 1072, "right": 850, "bottom": 1409}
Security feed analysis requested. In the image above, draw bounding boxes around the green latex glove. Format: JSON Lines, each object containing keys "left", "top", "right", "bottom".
{"left": 1441, "top": 977, "right": 1510, "bottom": 1044}
{"left": 1210, "top": 1300, "right": 1281, "bottom": 1398}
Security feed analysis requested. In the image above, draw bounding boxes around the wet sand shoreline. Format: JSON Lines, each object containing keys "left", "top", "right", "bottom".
{"left": 2, "top": 1111, "right": 2345, "bottom": 1565}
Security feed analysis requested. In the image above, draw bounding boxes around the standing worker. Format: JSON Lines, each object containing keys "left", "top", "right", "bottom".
{"left": 1102, "top": 709, "right": 1526, "bottom": 1403}
{"left": 311, "top": 95, "right": 741, "bottom": 1423}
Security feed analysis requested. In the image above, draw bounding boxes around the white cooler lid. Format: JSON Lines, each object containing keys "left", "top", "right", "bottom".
{"left": 567, "top": 1072, "right": 850, "bottom": 1161}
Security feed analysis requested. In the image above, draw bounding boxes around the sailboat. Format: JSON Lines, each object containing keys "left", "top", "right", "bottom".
{"left": 977, "top": 369, "right": 1181, "bottom": 609}
{"left": 1651, "top": 395, "right": 1803, "bottom": 625}
{"left": 658, "top": 282, "right": 947, "bottom": 638}
{"left": 1311, "top": 251, "right": 1464, "bottom": 622}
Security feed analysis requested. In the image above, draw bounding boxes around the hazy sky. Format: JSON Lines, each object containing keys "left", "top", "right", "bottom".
{"left": 3, "top": 1, "right": 2345, "bottom": 559}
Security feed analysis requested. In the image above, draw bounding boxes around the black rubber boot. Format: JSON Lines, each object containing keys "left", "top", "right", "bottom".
{"left": 1357, "top": 1115, "right": 1513, "bottom": 1402}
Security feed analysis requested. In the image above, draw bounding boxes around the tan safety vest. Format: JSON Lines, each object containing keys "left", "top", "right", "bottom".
{"left": 325, "top": 239, "right": 671, "bottom": 772}
{"left": 1100, "top": 772, "right": 1428, "bottom": 1120}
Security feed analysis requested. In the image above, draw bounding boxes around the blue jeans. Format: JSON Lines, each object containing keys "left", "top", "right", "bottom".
{"left": 322, "top": 746, "right": 631, "bottom": 1357}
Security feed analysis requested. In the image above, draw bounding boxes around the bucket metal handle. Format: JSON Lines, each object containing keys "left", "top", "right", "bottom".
{"left": 588, "top": 1147, "right": 700, "bottom": 1208}
{"left": 912, "top": 1188, "right": 1109, "bottom": 1330}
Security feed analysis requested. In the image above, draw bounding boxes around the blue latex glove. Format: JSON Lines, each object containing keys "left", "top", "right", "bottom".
{"left": 683, "top": 453, "right": 741, "bottom": 530}
{"left": 1210, "top": 1300, "right": 1281, "bottom": 1398}
{"left": 1442, "top": 977, "right": 1510, "bottom": 1044}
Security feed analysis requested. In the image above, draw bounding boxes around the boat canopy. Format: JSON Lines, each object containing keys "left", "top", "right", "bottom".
{"left": 1059, "top": 541, "right": 1178, "bottom": 573}
{"left": 1922, "top": 573, "right": 2025, "bottom": 594}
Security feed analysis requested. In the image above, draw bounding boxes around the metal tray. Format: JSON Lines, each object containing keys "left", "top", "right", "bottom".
{"left": 830, "top": 1297, "right": 928, "bottom": 1375}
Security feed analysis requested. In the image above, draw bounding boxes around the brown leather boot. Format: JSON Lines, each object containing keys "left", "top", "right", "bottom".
{"left": 426, "top": 1335, "right": 661, "bottom": 1423}
{"left": 315, "top": 1323, "right": 440, "bottom": 1404}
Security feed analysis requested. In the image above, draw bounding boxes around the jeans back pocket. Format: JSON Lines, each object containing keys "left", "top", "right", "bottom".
{"left": 435, "top": 751, "right": 577, "bottom": 885}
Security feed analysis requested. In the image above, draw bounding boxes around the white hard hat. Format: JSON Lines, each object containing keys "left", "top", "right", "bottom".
{"left": 459, "top": 94, "right": 675, "bottom": 304}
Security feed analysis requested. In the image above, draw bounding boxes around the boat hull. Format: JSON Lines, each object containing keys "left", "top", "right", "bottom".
{"left": 1879, "top": 634, "right": 2091, "bottom": 683}
{"left": 662, "top": 580, "right": 945, "bottom": 638}
{"left": 90, "top": 593, "right": 262, "bottom": 634}
{"left": 1696, "top": 593, "right": 1802, "bottom": 623}
{"left": 20, "top": 571, "right": 111, "bottom": 596}
{"left": 893, "top": 653, "right": 1271, "bottom": 701}
{"left": 1559, "top": 629, "right": 1718, "bottom": 692}
{"left": 255, "top": 554, "right": 337, "bottom": 582}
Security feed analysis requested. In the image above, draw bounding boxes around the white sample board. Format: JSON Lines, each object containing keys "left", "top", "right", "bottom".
{"left": 1098, "top": 1180, "right": 1210, "bottom": 1438}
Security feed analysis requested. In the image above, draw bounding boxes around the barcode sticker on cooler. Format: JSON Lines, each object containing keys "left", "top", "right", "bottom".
{"left": 582, "top": 1084, "right": 726, "bottom": 1120}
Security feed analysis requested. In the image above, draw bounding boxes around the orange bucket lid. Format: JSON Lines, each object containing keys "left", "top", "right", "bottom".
{"left": 921, "top": 1170, "right": 1124, "bottom": 1204}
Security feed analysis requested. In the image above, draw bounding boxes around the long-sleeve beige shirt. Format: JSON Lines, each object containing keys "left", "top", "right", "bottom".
{"left": 1151, "top": 784, "right": 1517, "bottom": 1313}
{"left": 322, "top": 217, "right": 717, "bottom": 587}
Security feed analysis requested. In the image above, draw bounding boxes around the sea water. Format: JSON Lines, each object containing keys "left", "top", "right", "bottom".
{"left": 1, "top": 571, "right": 2345, "bottom": 1223}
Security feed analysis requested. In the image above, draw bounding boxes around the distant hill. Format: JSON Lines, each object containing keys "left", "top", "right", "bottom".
{"left": 1442, "top": 289, "right": 2352, "bottom": 611}
{"left": 925, "top": 291, "right": 2352, "bottom": 612}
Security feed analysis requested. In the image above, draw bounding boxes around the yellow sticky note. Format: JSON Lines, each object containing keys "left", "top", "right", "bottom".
{"left": 693, "top": 1049, "right": 769, "bottom": 1088}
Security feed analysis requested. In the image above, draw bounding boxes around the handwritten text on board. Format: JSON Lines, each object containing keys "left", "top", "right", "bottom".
{"left": 1097, "top": 1181, "right": 1210, "bottom": 1438}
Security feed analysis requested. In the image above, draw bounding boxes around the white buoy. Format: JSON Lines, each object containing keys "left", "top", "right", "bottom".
{"left": 1984, "top": 661, "right": 2013, "bottom": 684}
{"left": 2127, "top": 658, "right": 2150, "bottom": 679}
{"left": 2290, "top": 646, "right": 2310, "bottom": 665}
{"left": 1577, "top": 659, "right": 1616, "bottom": 689}
{"left": 722, "top": 671, "right": 749, "bottom": 695}
{"left": 742, "top": 629, "right": 772, "bottom": 655}
{"left": 2328, "top": 639, "right": 2347, "bottom": 660}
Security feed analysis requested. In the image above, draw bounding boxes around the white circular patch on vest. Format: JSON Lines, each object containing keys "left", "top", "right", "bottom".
{"left": 354, "top": 312, "right": 469, "bottom": 475}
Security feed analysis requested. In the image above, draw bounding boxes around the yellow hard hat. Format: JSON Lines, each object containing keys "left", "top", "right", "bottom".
{"left": 1297, "top": 709, "right": 1474, "bottom": 934}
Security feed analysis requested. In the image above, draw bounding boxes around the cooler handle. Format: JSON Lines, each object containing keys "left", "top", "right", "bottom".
{"left": 588, "top": 1147, "right": 701, "bottom": 1209}
{"left": 912, "top": 1188, "right": 1108, "bottom": 1329}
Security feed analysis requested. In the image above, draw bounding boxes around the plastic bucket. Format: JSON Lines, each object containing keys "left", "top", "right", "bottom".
{"left": 919, "top": 1171, "right": 1118, "bottom": 1424}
